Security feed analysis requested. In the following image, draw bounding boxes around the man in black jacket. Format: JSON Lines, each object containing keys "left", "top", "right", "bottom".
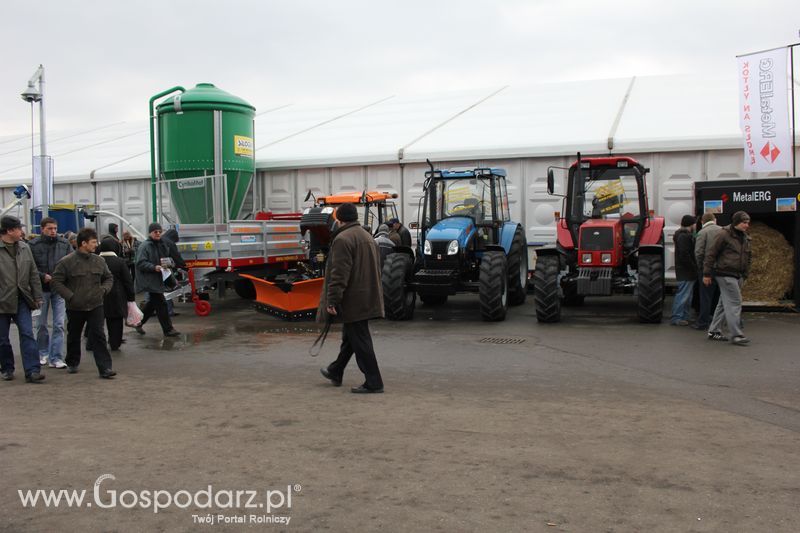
{"left": 29, "top": 217, "right": 72, "bottom": 368}
{"left": 98, "top": 239, "right": 135, "bottom": 350}
{"left": 134, "top": 223, "right": 179, "bottom": 337}
{"left": 670, "top": 215, "right": 697, "bottom": 326}
{"left": 50, "top": 227, "right": 116, "bottom": 378}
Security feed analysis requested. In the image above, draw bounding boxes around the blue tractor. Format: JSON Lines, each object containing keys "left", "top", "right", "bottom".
{"left": 382, "top": 162, "right": 528, "bottom": 321}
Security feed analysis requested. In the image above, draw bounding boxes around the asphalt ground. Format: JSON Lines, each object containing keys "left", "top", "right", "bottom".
{"left": 1, "top": 294, "right": 798, "bottom": 532}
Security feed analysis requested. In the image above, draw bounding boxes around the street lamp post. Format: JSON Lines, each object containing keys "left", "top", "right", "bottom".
{"left": 20, "top": 64, "right": 48, "bottom": 220}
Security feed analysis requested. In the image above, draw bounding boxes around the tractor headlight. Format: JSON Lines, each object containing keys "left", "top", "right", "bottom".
{"left": 321, "top": 207, "right": 334, "bottom": 214}
{"left": 424, "top": 240, "right": 432, "bottom": 255}
{"left": 601, "top": 253, "right": 612, "bottom": 264}
{"left": 447, "top": 240, "right": 459, "bottom": 255}
{"left": 582, "top": 253, "right": 592, "bottom": 264}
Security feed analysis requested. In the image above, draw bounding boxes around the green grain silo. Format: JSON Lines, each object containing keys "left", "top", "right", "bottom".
{"left": 150, "top": 83, "right": 255, "bottom": 224}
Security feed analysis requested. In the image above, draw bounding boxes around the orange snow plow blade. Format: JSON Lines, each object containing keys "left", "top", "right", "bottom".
{"left": 240, "top": 274, "right": 323, "bottom": 321}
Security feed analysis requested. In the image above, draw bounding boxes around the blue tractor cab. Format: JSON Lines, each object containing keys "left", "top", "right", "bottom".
{"left": 382, "top": 161, "right": 528, "bottom": 321}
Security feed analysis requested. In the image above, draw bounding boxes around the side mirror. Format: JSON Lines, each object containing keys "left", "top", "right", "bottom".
{"left": 546, "top": 170, "right": 555, "bottom": 195}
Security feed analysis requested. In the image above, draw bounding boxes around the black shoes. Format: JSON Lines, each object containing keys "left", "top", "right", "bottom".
{"left": 67, "top": 366, "right": 79, "bottom": 374}
{"left": 99, "top": 369, "right": 117, "bottom": 379}
{"left": 708, "top": 331, "right": 729, "bottom": 342}
{"left": 351, "top": 384, "right": 384, "bottom": 394}
{"left": 25, "top": 372, "right": 46, "bottom": 384}
{"left": 2, "top": 371, "right": 15, "bottom": 381}
{"left": 320, "top": 368, "right": 342, "bottom": 386}
{"left": 135, "top": 326, "right": 146, "bottom": 335}
{"left": 164, "top": 330, "right": 181, "bottom": 337}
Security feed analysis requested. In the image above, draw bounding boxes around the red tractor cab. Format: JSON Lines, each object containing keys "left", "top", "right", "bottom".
{"left": 534, "top": 155, "right": 665, "bottom": 323}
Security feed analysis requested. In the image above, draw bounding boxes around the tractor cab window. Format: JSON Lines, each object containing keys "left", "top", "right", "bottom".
{"left": 584, "top": 175, "right": 641, "bottom": 220}
{"left": 438, "top": 178, "right": 494, "bottom": 223}
{"left": 363, "top": 206, "right": 377, "bottom": 232}
{"left": 382, "top": 203, "right": 398, "bottom": 224}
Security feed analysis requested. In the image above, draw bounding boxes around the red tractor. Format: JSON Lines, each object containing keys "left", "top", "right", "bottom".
{"left": 534, "top": 155, "right": 665, "bottom": 322}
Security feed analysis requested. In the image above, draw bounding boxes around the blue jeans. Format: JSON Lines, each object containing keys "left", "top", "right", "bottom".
{"left": 0, "top": 299, "right": 41, "bottom": 376}
{"left": 36, "top": 291, "right": 66, "bottom": 363}
{"left": 671, "top": 280, "right": 696, "bottom": 323}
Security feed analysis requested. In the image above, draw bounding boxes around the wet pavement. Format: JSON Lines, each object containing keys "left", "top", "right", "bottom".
{"left": 1, "top": 295, "right": 799, "bottom": 532}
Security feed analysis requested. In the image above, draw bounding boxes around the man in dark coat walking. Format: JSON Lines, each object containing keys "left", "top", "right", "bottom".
{"left": 318, "top": 203, "right": 385, "bottom": 393}
{"left": 134, "top": 223, "right": 179, "bottom": 337}
{"left": 50, "top": 227, "right": 116, "bottom": 378}
{"left": 670, "top": 215, "right": 697, "bottom": 325}
{"left": 98, "top": 239, "right": 135, "bottom": 350}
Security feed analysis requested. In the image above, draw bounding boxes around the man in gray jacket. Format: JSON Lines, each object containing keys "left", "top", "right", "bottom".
{"left": 693, "top": 212, "right": 722, "bottom": 329}
{"left": 0, "top": 216, "right": 44, "bottom": 383}
{"left": 51, "top": 227, "right": 117, "bottom": 378}
{"left": 29, "top": 216, "right": 72, "bottom": 368}
{"left": 318, "top": 203, "right": 385, "bottom": 393}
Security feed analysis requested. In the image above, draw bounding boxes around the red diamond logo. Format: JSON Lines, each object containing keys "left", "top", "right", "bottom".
{"left": 721, "top": 193, "right": 729, "bottom": 203}
{"left": 760, "top": 141, "right": 780, "bottom": 163}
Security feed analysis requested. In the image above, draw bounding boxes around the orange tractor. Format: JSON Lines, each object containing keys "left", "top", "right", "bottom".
{"left": 241, "top": 190, "right": 399, "bottom": 320}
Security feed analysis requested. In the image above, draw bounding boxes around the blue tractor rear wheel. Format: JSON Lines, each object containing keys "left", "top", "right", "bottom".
{"left": 382, "top": 253, "right": 416, "bottom": 320}
{"left": 507, "top": 226, "right": 528, "bottom": 306}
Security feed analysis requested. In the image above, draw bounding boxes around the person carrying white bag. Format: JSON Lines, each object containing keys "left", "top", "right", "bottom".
{"left": 126, "top": 302, "right": 143, "bottom": 328}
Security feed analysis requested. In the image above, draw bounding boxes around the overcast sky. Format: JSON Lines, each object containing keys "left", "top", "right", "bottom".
{"left": 1, "top": 0, "right": 798, "bottom": 137}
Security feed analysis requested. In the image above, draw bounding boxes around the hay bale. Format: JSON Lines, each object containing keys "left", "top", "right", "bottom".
{"left": 741, "top": 221, "right": 794, "bottom": 303}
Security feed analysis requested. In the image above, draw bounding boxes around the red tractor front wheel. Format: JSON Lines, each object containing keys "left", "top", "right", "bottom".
{"left": 194, "top": 300, "right": 212, "bottom": 317}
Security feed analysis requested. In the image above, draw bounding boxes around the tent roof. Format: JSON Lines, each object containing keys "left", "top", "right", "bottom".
{"left": 1, "top": 73, "right": 795, "bottom": 187}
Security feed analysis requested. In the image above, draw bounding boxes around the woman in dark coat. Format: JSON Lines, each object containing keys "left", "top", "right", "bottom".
{"left": 98, "top": 238, "right": 135, "bottom": 350}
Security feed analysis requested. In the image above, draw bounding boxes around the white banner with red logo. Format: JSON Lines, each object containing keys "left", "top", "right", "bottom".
{"left": 737, "top": 47, "right": 791, "bottom": 172}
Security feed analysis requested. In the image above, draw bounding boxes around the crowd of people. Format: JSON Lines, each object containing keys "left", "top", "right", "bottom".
{"left": 0, "top": 216, "right": 185, "bottom": 384}
{"left": 1, "top": 205, "right": 755, "bottom": 389}
{"left": 671, "top": 211, "right": 752, "bottom": 347}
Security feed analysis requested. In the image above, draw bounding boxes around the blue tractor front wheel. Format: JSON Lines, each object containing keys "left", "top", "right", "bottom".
{"left": 479, "top": 251, "right": 508, "bottom": 321}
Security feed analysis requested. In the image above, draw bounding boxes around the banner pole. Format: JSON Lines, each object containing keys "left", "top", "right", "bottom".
{"left": 791, "top": 44, "right": 797, "bottom": 177}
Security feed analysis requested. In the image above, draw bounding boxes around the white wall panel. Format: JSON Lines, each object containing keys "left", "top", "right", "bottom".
{"left": 295, "top": 168, "right": 327, "bottom": 210}
{"left": 263, "top": 171, "right": 295, "bottom": 213}
{"left": 330, "top": 166, "right": 366, "bottom": 194}
{"left": 122, "top": 179, "right": 148, "bottom": 236}
{"left": 522, "top": 156, "right": 568, "bottom": 245}
{"left": 707, "top": 149, "right": 748, "bottom": 181}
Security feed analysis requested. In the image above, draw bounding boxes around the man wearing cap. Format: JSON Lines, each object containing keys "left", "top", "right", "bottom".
{"left": 29, "top": 216, "right": 72, "bottom": 368}
{"left": 670, "top": 215, "right": 697, "bottom": 326}
{"left": 387, "top": 218, "right": 412, "bottom": 247}
{"left": 51, "top": 227, "right": 117, "bottom": 378}
{"left": 0, "top": 216, "right": 44, "bottom": 383}
{"left": 134, "top": 223, "right": 180, "bottom": 337}
{"left": 318, "top": 203, "right": 385, "bottom": 393}
{"left": 703, "top": 211, "right": 752, "bottom": 346}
